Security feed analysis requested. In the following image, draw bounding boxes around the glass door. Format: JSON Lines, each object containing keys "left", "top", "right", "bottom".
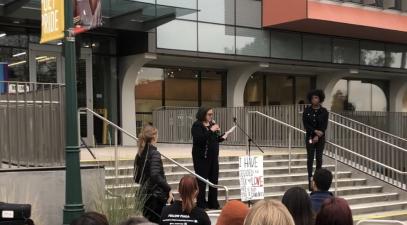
{"left": 29, "top": 44, "right": 94, "bottom": 145}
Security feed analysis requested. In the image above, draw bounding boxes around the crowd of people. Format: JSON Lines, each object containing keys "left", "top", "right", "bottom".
{"left": 71, "top": 168, "right": 353, "bottom": 225}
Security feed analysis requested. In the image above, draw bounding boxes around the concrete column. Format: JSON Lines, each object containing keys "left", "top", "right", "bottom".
{"left": 227, "top": 64, "right": 260, "bottom": 107}
{"left": 316, "top": 73, "right": 345, "bottom": 110}
{"left": 389, "top": 79, "right": 407, "bottom": 112}
{"left": 119, "top": 53, "right": 156, "bottom": 146}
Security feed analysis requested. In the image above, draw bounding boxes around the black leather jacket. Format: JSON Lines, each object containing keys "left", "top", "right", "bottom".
{"left": 134, "top": 144, "right": 171, "bottom": 197}
{"left": 302, "top": 105, "right": 329, "bottom": 140}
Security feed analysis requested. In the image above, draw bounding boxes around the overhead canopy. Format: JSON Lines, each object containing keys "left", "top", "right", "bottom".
{"left": 0, "top": 0, "right": 196, "bottom": 31}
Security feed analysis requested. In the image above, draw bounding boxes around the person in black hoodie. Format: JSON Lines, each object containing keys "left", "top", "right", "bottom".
{"left": 310, "top": 168, "right": 334, "bottom": 213}
{"left": 134, "top": 125, "right": 173, "bottom": 223}
{"left": 191, "top": 107, "right": 225, "bottom": 209}
{"left": 302, "top": 89, "right": 329, "bottom": 191}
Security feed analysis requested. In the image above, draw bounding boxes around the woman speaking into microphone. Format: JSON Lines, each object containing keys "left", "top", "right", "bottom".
{"left": 191, "top": 107, "right": 225, "bottom": 210}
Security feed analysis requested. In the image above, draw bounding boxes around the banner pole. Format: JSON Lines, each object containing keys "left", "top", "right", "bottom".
{"left": 62, "top": 0, "right": 84, "bottom": 223}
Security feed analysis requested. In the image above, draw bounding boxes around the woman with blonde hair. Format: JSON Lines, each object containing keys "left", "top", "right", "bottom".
{"left": 160, "top": 175, "right": 210, "bottom": 225}
{"left": 244, "top": 200, "right": 295, "bottom": 225}
{"left": 134, "top": 125, "right": 173, "bottom": 223}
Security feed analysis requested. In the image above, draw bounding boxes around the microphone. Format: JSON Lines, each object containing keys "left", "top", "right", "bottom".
{"left": 233, "top": 117, "right": 237, "bottom": 123}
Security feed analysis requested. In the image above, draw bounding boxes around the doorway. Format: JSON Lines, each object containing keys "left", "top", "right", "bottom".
{"left": 29, "top": 44, "right": 94, "bottom": 145}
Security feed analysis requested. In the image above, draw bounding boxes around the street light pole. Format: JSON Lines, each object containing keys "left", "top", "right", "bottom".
{"left": 63, "top": 0, "right": 84, "bottom": 223}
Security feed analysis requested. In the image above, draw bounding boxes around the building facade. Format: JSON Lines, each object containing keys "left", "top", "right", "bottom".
{"left": 0, "top": 0, "right": 407, "bottom": 145}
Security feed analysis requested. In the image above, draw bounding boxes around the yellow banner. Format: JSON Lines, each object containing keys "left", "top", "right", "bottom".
{"left": 40, "top": 0, "right": 65, "bottom": 44}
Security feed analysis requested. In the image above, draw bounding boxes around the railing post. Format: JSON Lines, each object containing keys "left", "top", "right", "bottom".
{"left": 335, "top": 146, "right": 338, "bottom": 196}
{"left": 245, "top": 111, "right": 249, "bottom": 156}
{"left": 114, "top": 129, "right": 119, "bottom": 185}
{"left": 288, "top": 129, "right": 292, "bottom": 174}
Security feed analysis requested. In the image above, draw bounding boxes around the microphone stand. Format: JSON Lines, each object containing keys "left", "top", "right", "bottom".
{"left": 233, "top": 118, "right": 264, "bottom": 156}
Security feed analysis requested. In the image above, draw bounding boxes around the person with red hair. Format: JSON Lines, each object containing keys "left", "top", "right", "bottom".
{"left": 315, "top": 197, "right": 353, "bottom": 225}
{"left": 160, "top": 175, "right": 211, "bottom": 225}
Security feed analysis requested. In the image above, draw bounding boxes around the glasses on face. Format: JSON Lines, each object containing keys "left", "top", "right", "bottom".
{"left": 207, "top": 113, "right": 213, "bottom": 116}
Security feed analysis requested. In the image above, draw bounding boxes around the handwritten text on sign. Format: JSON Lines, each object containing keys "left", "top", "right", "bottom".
{"left": 40, "top": 0, "right": 64, "bottom": 43}
{"left": 239, "top": 156, "right": 264, "bottom": 202}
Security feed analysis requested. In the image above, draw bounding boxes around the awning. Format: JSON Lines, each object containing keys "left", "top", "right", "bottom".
{"left": 0, "top": 0, "right": 196, "bottom": 31}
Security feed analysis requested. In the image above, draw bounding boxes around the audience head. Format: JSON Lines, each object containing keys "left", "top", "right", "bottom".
{"left": 119, "top": 217, "right": 157, "bottom": 225}
{"left": 179, "top": 175, "right": 199, "bottom": 213}
{"left": 315, "top": 197, "right": 353, "bottom": 225}
{"left": 216, "top": 200, "right": 249, "bottom": 225}
{"left": 244, "top": 199, "right": 295, "bottom": 225}
{"left": 70, "top": 212, "right": 109, "bottom": 225}
{"left": 137, "top": 125, "right": 158, "bottom": 155}
{"left": 312, "top": 168, "right": 333, "bottom": 192}
{"left": 282, "top": 187, "right": 314, "bottom": 225}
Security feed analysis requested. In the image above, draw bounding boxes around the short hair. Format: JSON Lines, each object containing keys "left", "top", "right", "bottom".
{"left": 315, "top": 197, "right": 353, "bottom": 225}
{"left": 119, "top": 217, "right": 156, "bottom": 225}
{"left": 244, "top": 200, "right": 295, "bottom": 225}
{"left": 70, "top": 212, "right": 109, "bottom": 225}
{"left": 313, "top": 168, "right": 333, "bottom": 191}
{"left": 195, "top": 107, "right": 213, "bottom": 122}
{"left": 282, "top": 187, "right": 314, "bottom": 225}
{"left": 307, "top": 89, "right": 325, "bottom": 103}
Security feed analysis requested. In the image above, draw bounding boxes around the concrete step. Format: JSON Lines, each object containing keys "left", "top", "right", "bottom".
{"left": 105, "top": 171, "right": 353, "bottom": 186}
{"left": 107, "top": 179, "right": 370, "bottom": 196}
{"left": 84, "top": 152, "right": 308, "bottom": 167}
{"left": 354, "top": 210, "right": 407, "bottom": 222}
{"left": 350, "top": 201, "right": 407, "bottom": 215}
{"left": 105, "top": 164, "right": 337, "bottom": 178}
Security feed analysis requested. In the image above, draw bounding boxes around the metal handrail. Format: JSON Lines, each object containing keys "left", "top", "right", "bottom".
{"left": 329, "top": 111, "right": 407, "bottom": 143}
{"left": 250, "top": 111, "right": 407, "bottom": 174}
{"left": 249, "top": 111, "right": 407, "bottom": 194}
{"left": 78, "top": 107, "right": 229, "bottom": 202}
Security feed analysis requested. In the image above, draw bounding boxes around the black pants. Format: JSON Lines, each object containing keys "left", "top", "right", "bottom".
{"left": 306, "top": 138, "right": 325, "bottom": 178}
{"left": 192, "top": 153, "right": 220, "bottom": 209}
{"left": 143, "top": 195, "right": 166, "bottom": 223}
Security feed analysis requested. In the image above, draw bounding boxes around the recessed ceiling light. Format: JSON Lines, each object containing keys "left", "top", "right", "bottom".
{"left": 0, "top": 33, "right": 6, "bottom": 38}
{"left": 12, "top": 52, "right": 26, "bottom": 57}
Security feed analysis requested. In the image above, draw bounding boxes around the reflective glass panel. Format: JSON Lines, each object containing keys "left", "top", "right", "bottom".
{"left": 198, "top": 0, "right": 234, "bottom": 24}
{"left": 361, "top": 41, "right": 385, "bottom": 67}
{"left": 333, "top": 38, "right": 359, "bottom": 64}
{"left": 270, "top": 31, "right": 301, "bottom": 60}
{"left": 198, "top": 23, "right": 235, "bottom": 54}
{"left": 302, "top": 35, "right": 331, "bottom": 62}
{"left": 157, "top": 20, "right": 197, "bottom": 51}
{"left": 236, "top": 28, "right": 270, "bottom": 57}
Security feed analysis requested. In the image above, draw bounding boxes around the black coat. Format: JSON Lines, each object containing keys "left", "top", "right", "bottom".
{"left": 191, "top": 121, "right": 224, "bottom": 159}
{"left": 302, "top": 105, "right": 329, "bottom": 140}
{"left": 134, "top": 144, "right": 171, "bottom": 197}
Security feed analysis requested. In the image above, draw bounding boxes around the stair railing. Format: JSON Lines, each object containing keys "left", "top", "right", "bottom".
{"left": 248, "top": 111, "right": 407, "bottom": 193}
{"left": 78, "top": 107, "right": 229, "bottom": 201}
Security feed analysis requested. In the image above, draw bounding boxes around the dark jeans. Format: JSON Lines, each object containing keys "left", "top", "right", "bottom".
{"left": 192, "top": 153, "right": 220, "bottom": 209}
{"left": 143, "top": 195, "right": 166, "bottom": 223}
{"left": 306, "top": 137, "right": 325, "bottom": 178}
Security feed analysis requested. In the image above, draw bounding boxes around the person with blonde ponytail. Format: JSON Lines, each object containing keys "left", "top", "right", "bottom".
{"left": 134, "top": 125, "right": 173, "bottom": 223}
{"left": 160, "top": 175, "right": 211, "bottom": 225}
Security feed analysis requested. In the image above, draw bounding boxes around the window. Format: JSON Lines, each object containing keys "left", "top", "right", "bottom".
{"left": 360, "top": 41, "right": 385, "bottom": 67}
{"left": 158, "top": 0, "right": 197, "bottom": 20}
{"left": 302, "top": 35, "right": 331, "bottom": 62}
{"left": 385, "top": 44, "right": 405, "bottom": 68}
{"left": 244, "top": 74, "right": 264, "bottom": 106}
{"left": 403, "top": 90, "right": 407, "bottom": 112}
{"left": 201, "top": 71, "right": 223, "bottom": 107}
{"left": 266, "top": 76, "right": 294, "bottom": 105}
{"left": 198, "top": 0, "right": 234, "bottom": 25}
{"left": 198, "top": 23, "right": 235, "bottom": 54}
{"left": 331, "top": 79, "right": 388, "bottom": 112}
{"left": 236, "top": 0, "right": 262, "bottom": 28}
{"left": 157, "top": 20, "right": 197, "bottom": 51}
{"left": 236, "top": 28, "right": 270, "bottom": 57}
{"left": 165, "top": 68, "right": 199, "bottom": 107}
{"left": 270, "top": 31, "right": 301, "bottom": 60}
{"left": 0, "top": 47, "right": 28, "bottom": 81}
{"left": 333, "top": 38, "right": 359, "bottom": 64}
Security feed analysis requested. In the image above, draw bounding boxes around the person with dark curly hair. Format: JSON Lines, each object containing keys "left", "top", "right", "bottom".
{"left": 302, "top": 89, "right": 329, "bottom": 191}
